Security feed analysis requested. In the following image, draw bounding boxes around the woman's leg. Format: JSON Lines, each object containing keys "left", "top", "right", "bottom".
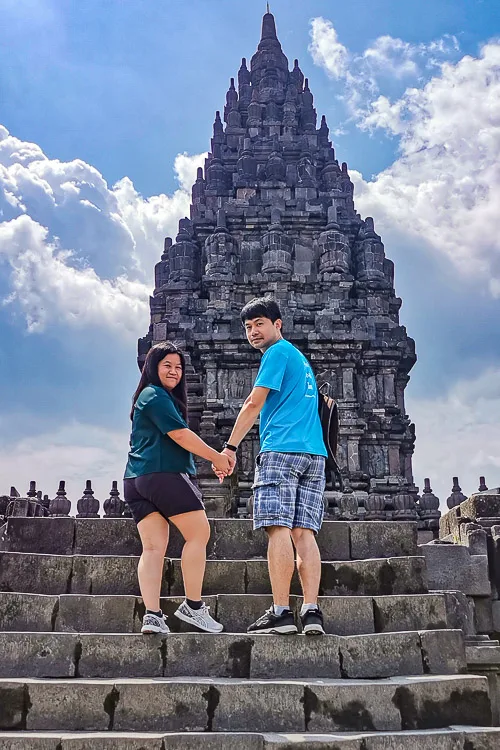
{"left": 137, "top": 512, "right": 170, "bottom": 611}
{"left": 169, "top": 509, "right": 210, "bottom": 601}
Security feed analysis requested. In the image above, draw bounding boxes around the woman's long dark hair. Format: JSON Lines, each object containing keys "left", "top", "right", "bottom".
{"left": 130, "top": 342, "right": 188, "bottom": 421}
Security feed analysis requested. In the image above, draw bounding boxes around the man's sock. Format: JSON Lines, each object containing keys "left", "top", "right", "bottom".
{"left": 300, "top": 603, "right": 318, "bottom": 616}
{"left": 146, "top": 609, "right": 163, "bottom": 618}
{"left": 273, "top": 604, "right": 290, "bottom": 616}
{"left": 186, "top": 598, "right": 203, "bottom": 610}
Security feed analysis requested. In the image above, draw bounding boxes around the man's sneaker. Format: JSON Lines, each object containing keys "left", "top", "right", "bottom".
{"left": 300, "top": 607, "right": 325, "bottom": 635}
{"left": 141, "top": 612, "right": 170, "bottom": 635}
{"left": 174, "top": 601, "right": 224, "bottom": 633}
{"left": 247, "top": 608, "right": 298, "bottom": 635}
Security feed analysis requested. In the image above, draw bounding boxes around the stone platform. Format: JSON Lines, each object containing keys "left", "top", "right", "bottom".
{"left": 0, "top": 517, "right": 498, "bottom": 748}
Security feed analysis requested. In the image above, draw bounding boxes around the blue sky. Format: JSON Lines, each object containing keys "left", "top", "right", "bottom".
{"left": 0, "top": 0, "right": 499, "bottom": 507}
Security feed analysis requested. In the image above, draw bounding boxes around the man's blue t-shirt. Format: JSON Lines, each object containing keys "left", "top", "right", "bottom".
{"left": 254, "top": 339, "right": 327, "bottom": 457}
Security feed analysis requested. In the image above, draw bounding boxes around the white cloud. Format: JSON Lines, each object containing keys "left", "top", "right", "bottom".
{"left": 351, "top": 42, "right": 500, "bottom": 295}
{"left": 409, "top": 367, "right": 500, "bottom": 508}
{"left": 363, "top": 36, "right": 419, "bottom": 78}
{"left": 0, "top": 124, "right": 207, "bottom": 335}
{"left": 0, "top": 421, "right": 129, "bottom": 510}
{"left": 309, "top": 17, "right": 349, "bottom": 80}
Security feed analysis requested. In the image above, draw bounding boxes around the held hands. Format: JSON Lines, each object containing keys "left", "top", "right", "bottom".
{"left": 212, "top": 448, "right": 237, "bottom": 483}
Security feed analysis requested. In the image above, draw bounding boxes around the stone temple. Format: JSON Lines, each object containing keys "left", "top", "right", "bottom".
{"left": 139, "top": 10, "right": 419, "bottom": 521}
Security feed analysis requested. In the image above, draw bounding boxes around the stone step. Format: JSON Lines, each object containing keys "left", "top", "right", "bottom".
{"left": 0, "top": 591, "right": 471, "bottom": 636}
{"left": 0, "top": 517, "right": 418, "bottom": 561}
{"left": 0, "top": 728, "right": 499, "bottom": 749}
{"left": 0, "top": 552, "right": 428, "bottom": 597}
{"left": 0, "top": 675, "right": 491, "bottom": 733}
{"left": 0, "top": 629, "right": 466, "bottom": 680}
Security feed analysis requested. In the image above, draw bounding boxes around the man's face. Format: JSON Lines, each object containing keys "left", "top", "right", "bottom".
{"left": 244, "top": 316, "right": 282, "bottom": 351}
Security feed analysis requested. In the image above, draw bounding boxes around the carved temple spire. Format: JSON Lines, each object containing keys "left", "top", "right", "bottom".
{"left": 261, "top": 9, "right": 277, "bottom": 41}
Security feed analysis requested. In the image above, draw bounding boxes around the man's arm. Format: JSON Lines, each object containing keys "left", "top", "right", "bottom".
{"left": 227, "top": 386, "right": 270, "bottom": 447}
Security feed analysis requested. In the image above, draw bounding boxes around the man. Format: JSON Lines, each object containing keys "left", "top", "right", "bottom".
{"left": 220, "top": 297, "right": 327, "bottom": 635}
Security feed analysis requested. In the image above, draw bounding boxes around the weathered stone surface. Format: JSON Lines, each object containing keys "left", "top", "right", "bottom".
{"left": 160, "top": 735, "right": 264, "bottom": 750}
{"left": 315, "top": 595, "right": 374, "bottom": 636}
{"left": 166, "top": 633, "right": 252, "bottom": 678}
{"left": 461, "top": 492, "right": 500, "bottom": 521}
{"left": 212, "top": 520, "right": 267, "bottom": 559}
{"left": 340, "top": 632, "right": 423, "bottom": 679}
{"left": 250, "top": 635, "right": 341, "bottom": 679}
{"left": 317, "top": 523, "right": 350, "bottom": 561}
{"left": 77, "top": 634, "right": 164, "bottom": 678}
{"left": 363, "top": 729, "right": 479, "bottom": 749}
{"left": 474, "top": 597, "right": 493, "bottom": 634}
{"left": 0, "top": 633, "right": 77, "bottom": 678}
{"left": 213, "top": 681, "right": 304, "bottom": 733}
{"left": 492, "top": 600, "right": 500, "bottom": 632}
{"left": 62, "top": 735, "right": 165, "bottom": 750}
{"left": 58, "top": 594, "right": 137, "bottom": 633}
{"left": 0, "top": 682, "right": 27, "bottom": 730}
{"left": 442, "top": 591, "right": 475, "bottom": 636}
{"left": 157, "top": 596, "right": 218, "bottom": 633}
{"left": 170, "top": 559, "right": 246, "bottom": 595}
{"left": 421, "top": 545, "right": 491, "bottom": 597}
{"left": 113, "top": 681, "right": 214, "bottom": 732}
{"left": 216, "top": 594, "right": 275, "bottom": 634}
{"left": 0, "top": 592, "right": 57, "bottom": 632}
{"left": 71, "top": 555, "right": 142, "bottom": 596}
{"left": 373, "top": 594, "right": 447, "bottom": 633}
{"left": 74, "top": 519, "right": 142, "bottom": 557}
{"left": 0, "top": 552, "right": 71, "bottom": 595}
{"left": 321, "top": 558, "right": 426, "bottom": 597}
{"left": 26, "top": 680, "right": 111, "bottom": 731}
{"left": 0, "top": 518, "right": 75, "bottom": 555}
{"left": 419, "top": 629, "right": 466, "bottom": 675}
{"left": 245, "top": 560, "right": 301, "bottom": 595}
{"left": 263, "top": 735, "right": 363, "bottom": 750}
{"left": 305, "top": 681, "right": 401, "bottom": 732}
{"left": 349, "top": 523, "right": 417, "bottom": 560}
{"left": 0, "top": 736, "right": 62, "bottom": 750}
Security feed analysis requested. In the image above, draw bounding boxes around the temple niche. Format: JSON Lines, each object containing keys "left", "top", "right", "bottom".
{"left": 138, "top": 11, "right": 419, "bottom": 521}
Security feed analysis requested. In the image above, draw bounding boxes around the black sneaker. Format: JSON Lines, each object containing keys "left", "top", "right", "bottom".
{"left": 300, "top": 607, "right": 325, "bottom": 635}
{"left": 247, "top": 608, "right": 298, "bottom": 635}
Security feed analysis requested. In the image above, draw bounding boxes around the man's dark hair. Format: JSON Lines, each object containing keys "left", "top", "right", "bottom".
{"left": 240, "top": 297, "right": 282, "bottom": 324}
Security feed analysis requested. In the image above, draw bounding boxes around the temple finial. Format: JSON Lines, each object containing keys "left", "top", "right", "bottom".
{"left": 267, "top": 2, "right": 270, "bottom": 12}
{"left": 261, "top": 5, "right": 277, "bottom": 40}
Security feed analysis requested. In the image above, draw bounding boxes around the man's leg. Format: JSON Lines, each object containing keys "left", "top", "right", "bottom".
{"left": 291, "top": 527, "right": 321, "bottom": 604}
{"left": 267, "top": 525, "right": 295, "bottom": 607}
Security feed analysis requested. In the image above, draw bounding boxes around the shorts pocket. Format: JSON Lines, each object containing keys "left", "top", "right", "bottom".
{"left": 252, "top": 481, "right": 281, "bottom": 520}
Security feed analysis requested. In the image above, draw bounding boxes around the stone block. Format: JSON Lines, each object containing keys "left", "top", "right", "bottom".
{"left": 492, "top": 600, "right": 500, "bottom": 631}
{"left": 443, "top": 591, "right": 475, "bottom": 636}
{"left": 250, "top": 634, "right": 341, "bottom": 679}
{"left": 0, "top": 633, "right": 77, "bottom": 678}
{"left": 159, "top": 735, "right": 263, "bottom": 750}
{"left": 305, "top": 681, "right": 401, "bottom": 732}
{"left": 0, "top": 552, "right": 72, "bottom": 595}
{"left": 393, "top": 674, "right": 491, "bottom": 730}
{"left": 349, "top": 522, "right": 417, "bottom": 560}
{"left": 169, "top": 559, "right": 246, "bottom": 596}
{"left": 419, "top": 629, "right": 466, "bottom": 675}
{"left": 113, "top": 681, "right": 211, "bottom": 732}
{"left": 0, "top": 736, "right": 62, "bottom": 750}
{"left": 0, "top": 682, "right": 28, "bottom": 730}
{"left": 0, "top": 518, "right": 75, "bottom": 555}
{"left": 0, "top": 592, "right": 57, "bottom": 632}
{"left": 70, "top": 555, "right": 142, "bottom": 596}
{"left": 363, "top": 730, "right": 471, "bottom": 749}
{"left": 213, "top": 681, "right": 304, "bottom": 733}
{"left": 26, "top": 680, "right": 111, "bottom": 731}
{"left": 321, "top": 557, "right": 426, "bottom": 597}
{"left": 212, "top": 520, "right": 266, "bottom": 559}
{"left": 58, "top": 594, "right": 137, "bottom": 633}
{"left": 244, "top": 561, "right": 301, "bottom": 595}
{"left": 340, "top": 632, "right": 423, "bottom": 679}
{"left": 421, "top": 544, "right": 490, "bottom": 596}
{"left": 263, "top": 735, "right": 362, "bottom": 750}
{"left": 475, "top": 597, "right": 494, "bottom": 634}
{"left": 373, "top": 595, "right": 447, "bottom": 633}
{"left": 317, "top": 522, "right": 350, "bottom": 561}
{"left": 61, "top": 735, "right": 164, "bottom": 749}
{"left": 461, "top": 491, "right": 500, "bottom": 520}
{"left": 74, "top": 519, "right": 141, "bottom": 556}
{"left": 459, "top": 728, "right": 500, "bottom": 749}
{"left": 77, "top": 634, "right": 164, "bottom": 678}
{"left": 313, "top": 595, "right": 374, "bottom": 636}
{"left": 166, "top": 633, "right": 252, "bottom": 678}
{"left": 215, "top": 594, "right": 275, "bottom": 634}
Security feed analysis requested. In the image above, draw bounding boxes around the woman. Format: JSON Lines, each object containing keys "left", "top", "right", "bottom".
{"left": 124, "top": 341, "right": 231, "bottom": 635}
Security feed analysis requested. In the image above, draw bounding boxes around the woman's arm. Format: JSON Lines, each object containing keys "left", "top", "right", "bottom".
{"left": 168, "top": 428, "right": 230, "bottom": 473}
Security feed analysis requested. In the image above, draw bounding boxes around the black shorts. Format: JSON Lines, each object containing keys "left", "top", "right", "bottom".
{"left": 123, "top": 473, "right": 205, "bottom": 525}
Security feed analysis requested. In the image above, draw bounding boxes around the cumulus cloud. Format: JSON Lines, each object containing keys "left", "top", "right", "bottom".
{"left": 409, "top": 367, "right": 500, "bottom": 508}
{"left": 309, "top": 18, "right": 349, "bottom": 80}
{"left": 0, "top": 124, "right": 207, "bottom": 335}
{"left": 350, "top": 42, "right": 500, "bottom": 296}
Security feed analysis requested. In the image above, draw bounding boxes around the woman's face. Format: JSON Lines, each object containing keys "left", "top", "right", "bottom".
{"left": 158, "top": 353, "right": 183, "bottom": 391}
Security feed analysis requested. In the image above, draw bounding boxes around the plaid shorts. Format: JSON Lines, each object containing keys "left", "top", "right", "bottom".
{"left": 252, "top": 451, "right": 326, "bottom": 533}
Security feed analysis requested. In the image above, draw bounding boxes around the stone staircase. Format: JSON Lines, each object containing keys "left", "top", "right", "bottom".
{"left": 0, "top": 517, "right": 499, "bottom": 748}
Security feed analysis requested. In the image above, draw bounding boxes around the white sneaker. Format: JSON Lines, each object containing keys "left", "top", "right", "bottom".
{"left": 141, "top": 612, "right": 170, "bottom": 634}
{"left": 174, "top": 601, "right": 224, "bottom": 633}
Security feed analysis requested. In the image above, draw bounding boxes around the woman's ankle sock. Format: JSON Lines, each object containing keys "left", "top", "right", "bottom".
{"left": 146, "top": 609, "right": 163, "bottom": 618}
{"left": 186, "top": 598, "right": 203, "bottom": 610}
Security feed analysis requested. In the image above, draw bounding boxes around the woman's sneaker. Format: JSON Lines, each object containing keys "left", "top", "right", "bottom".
{"left": 247, "top": 608, "right": 298, "bottom": 635}
{"left": 300, "top": 607, "right": 325, "bottom": 635}
{"left": 174, "top": 601, "right": 224, "bottom": 633}
{"left": 141, "top": 612, "right": 170, "bottom": 634}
